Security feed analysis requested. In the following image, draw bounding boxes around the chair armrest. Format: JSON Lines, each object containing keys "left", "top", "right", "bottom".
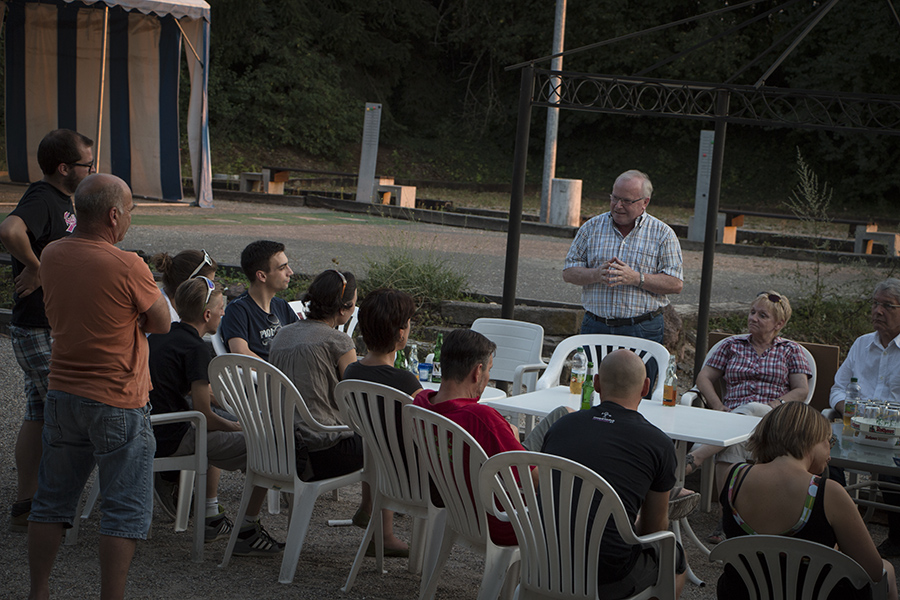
{"left": 512, "top": 363, "right": 548, "bottom": 395}
{"left": 150, "top": 410, "right": 208, "bottom": 438}
{"left": 291, "top": 405, "right": 353, "bottom": 435}
{"left": 680, "top": 388, "right": 706, "bottom": 408}
{"left": 821, "top": 407, "right": 840, "bottom": 422}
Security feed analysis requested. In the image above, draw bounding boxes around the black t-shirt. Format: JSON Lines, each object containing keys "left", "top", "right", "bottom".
{"left": 343, "top": 361, "right": 422, "bottom": 396}
{"left": 541, "top": 401, "right": 677, "bottom": 583}
{"left": 148, "top": 322, "right": 212, "bottom": 456}
{"left": 9, "top": 181, "right": 77, "bottom": 328}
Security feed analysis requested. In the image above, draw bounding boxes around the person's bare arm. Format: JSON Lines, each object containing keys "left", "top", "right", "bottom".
{"left": 337, "top": 349, "right": 358, "bottom": 380}
{"left": 190, "top": 381, "right": 241, "bottom": 432}
{"left": 826, "top": 479, "right": 887, "bottom": 584}
{"left": 227, "top": 337, "right": 261, "bottom": 360}
{"left": 0, "top": 215, "right": 42, "bottom": 297}
{"left": 696, "top": 365, "right": 727, "bottom": 411}
{"left": 769, "top": 373, "right": 809, "bottom": 408}
{"left": 141, "top": 295, "right": 170, "bottom": 334}
{"left": 562, "top": 266, "right": 606, "bottom": 286}
{"left": 635, "top": 489, "right": 670, "bottom": 535}
{"left": 606, "top": 258, "right": 683, "bottom": 294}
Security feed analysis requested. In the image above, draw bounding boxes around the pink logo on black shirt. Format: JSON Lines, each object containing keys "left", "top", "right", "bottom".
{"left": 64, "top": 211, "right": 76, "bottom": 233}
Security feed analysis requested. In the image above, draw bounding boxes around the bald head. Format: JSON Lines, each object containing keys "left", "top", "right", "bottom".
{"left": 75, "top": 174, "right": 129, "bottom": 222}
{"left": 597, "top": 349, "right": 649, "bottom": 407}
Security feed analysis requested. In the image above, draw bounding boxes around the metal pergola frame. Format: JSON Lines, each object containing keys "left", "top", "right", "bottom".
{"left": 500, "top": 0, "right": 900, "bottom": 378}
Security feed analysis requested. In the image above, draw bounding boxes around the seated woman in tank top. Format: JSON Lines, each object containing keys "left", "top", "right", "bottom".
{"left": 717, "top": 402, "right": 897, "bottom": 600}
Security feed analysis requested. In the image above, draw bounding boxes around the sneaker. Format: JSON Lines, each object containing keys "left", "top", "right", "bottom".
{"left": 233, "top": 521, "right": 285, "bottom": 557}
{"left": 153, "top": 472, "right": 179, "bottom": 521}
{"left": 877, "top": 537, "right": 900, "bottom": 558}
{"left": 10, "top": 499, "right": 32, "bottom": 533}
{"left": 204, "top": 507, "right": 233, "bottom": 543}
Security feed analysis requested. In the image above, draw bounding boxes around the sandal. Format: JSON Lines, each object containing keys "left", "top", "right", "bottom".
{"left": 707, "top": 518, "right": 726, "bottom": 545}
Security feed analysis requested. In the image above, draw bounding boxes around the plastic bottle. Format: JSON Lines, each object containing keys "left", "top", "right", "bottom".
{"left": 407, "top": 343, "right": 419, "bottom": 376}
{"left": 394, "top": 348, "right": 407, "bottom": 370}
{"left": 663, "top": 355, "right": 678, "bottom": 407}
{"left": 432, "top": 333, "right": 443, "bottom": 384}
{"left": 581, "top": 362, "right": 595, "bottom": 410}
{"left": 570, "top": 347, "right": 587, "bottom": 395}
{"left": 843, "top": 377, "right": 861, "bottom": 430}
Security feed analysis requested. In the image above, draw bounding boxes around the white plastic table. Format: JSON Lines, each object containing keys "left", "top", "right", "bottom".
{"left": 421, "top": 381, "right": 507, "bottom": 401}
{"left": 830, "top": 422, "right": 900, "bottom": 515}
{"left": 482, "top": 386, "right": 762, "bottom": 585}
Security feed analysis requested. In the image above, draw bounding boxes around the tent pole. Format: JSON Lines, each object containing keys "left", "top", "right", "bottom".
{"left": 95, "top": 6, "right": 109, "bottom": 171}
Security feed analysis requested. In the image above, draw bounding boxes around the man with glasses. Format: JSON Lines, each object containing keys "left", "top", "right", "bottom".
{"left": 830, "top": 278, "right": 900, "bottom": 557}
{"left": 219, "top": 240, "right": 299, "bottom": 361}
{"left": 0, "top": 129, "right": 93, "bottom": 532}
{"left": 563, "top": 170, "right": 683, "bottom": 344}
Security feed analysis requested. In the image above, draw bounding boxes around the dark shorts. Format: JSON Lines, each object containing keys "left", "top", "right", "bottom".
{"left": 597, "top": 542, "right": 686, "bottom": 600}
{"left": 306, "top": 434, "right": 364, "bottom": 481}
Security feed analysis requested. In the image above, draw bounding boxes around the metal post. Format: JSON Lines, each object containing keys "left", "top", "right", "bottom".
{"left": 95, "top": 6, "right": 109, "bottom": 171}
{"left": 694, "top": 90, "right": 729, "bottom": 379}
{"left": 502, "top": 66, "right": 535, "bottom": 320}
{"left": 539, "top": 0, "right": 566, "bottom": 223}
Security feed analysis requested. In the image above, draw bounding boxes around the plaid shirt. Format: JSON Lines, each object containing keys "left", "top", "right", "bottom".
{"left": 564, "top": 212, "right": 683, "bottom": 318}
{"left": 707, "top": 335, "right": 813, "bottom": 410}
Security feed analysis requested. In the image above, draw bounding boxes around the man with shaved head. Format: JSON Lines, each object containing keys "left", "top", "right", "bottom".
{"left": 542, "top": 349, "right": 686, "bottom": 599}
{"left": 27, "top": 173, "right": 169, "bottom": 599}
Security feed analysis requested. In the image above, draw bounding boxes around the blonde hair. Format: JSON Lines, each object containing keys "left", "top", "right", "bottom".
{"left": 174, "top": 277, "right": 223, "bottom": 323}
{"left": 747, "top": 402, "right": 830, "bottom": 463}
{"left": 753, "top": 290, "right": 792, "bottom": 331}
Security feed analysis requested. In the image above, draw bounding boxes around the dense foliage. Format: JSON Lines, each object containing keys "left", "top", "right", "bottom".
{"left": 208, "top": 1, "right": 897, "bottom": 206}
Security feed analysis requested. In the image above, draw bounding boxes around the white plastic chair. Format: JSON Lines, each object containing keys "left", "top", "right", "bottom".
{"left": 404, "top": 404, "right": 520, "bottom": 600}
{"left": 519, "top": 334, "right": 670, "bottom": 402}
{"left": 211, "top": 329, "right": 228, "bottom": 356}
{"left": 479, "top": 451, "right": 677, "bottom": 600}
{"left": 210, "top": 354, "right": 363, "bottom": 584}
{"left": 341, "top": 305, "right": 360, "bottom": 338}
{"left": 709, "top": 535, "right": 887, "bottom": 600}
{"left": 288, "top": 299, "right": 308, "bottom": 319}
{"left": 335, "top": 380, "right": 441, "bottom": 594}
{"left": 64, "top": 411, "right": 208, "bottom": 563}
{"left": 681, "top": 336, "right": 817, "bottom": 511}
{"left": 471, "top": 317, "right": 546, "bottom": 395}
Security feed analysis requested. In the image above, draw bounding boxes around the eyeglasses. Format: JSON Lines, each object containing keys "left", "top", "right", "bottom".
{"left": 194, "top": 275, "right": 215, "bottom": 306}
{"left": 829, "top": 434, "right": 837, "bottom": 448}
{"left": 757, "top": 292, "right": 782, "bottom": 304}
{"left": 69, "top": 160, "right": 95, "bottom": 171}
{"left": 189, "top": 249, "right": 213, "bottom": 279}
{"left": 872, "top": 300, "right": 900, "bottom": 310}
{"left": 610, "top": 193, "right": 646, "bottom": 206}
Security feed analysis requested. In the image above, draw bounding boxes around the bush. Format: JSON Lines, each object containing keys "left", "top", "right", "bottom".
{"left": 361, "top": 246, "right": 469, "bottom": 309}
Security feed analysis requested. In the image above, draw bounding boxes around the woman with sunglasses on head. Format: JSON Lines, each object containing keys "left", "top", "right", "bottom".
{"left": 716, "top": 402, "right": 896, "bottom": 600}
{"left": 269, "top": 271, "right": 409, "bottom": 556}
{"left": 151, "top": 248, "right": 217, "bottom": 321}
{"left": 686, "top": 290, "right": 813, "bottom": 542}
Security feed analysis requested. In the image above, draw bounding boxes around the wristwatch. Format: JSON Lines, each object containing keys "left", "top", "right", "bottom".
{"left": 638, "top": 272, "right": 645, "bottom": 289}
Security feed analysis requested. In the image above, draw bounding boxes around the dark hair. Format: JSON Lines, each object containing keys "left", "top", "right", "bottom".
{"left": 152, "top": 249, "right": 218, "bottom": 298}
{"left": 441, "top": 329, "right": 496, "bottom": 382}
{"left": 174, "top": 277, "right": 223, "bottom": 323}
{"left": 303, "top": 270, "right": 356, "bottom": 320}
{"left": 747, "top": 402, "right": 831, "bottom": 464}
{"left": 358, "top": 289, "right": 416, "bottom": 354}
{"left": 240, "top": 240, "right": 285, "bottom": 281}
{"left": 38, "top": 129, "right": 93, "bottom": 175}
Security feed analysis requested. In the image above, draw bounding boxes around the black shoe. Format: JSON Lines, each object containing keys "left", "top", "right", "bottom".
{"left": 233, "top": 521, "right": 285, "bottom": 557}
{"left": 153, "top": 473, "right": 179, "bottom": 521}
{"left": 877, "top": 537, "right": 900, "bottom": 558}
{"left": 205, "top": 507, "right": 233, "bottom": 543}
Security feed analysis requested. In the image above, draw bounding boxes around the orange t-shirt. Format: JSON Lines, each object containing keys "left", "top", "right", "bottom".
{"left": 42, "top": 237, "right": 161, "bottom": 409}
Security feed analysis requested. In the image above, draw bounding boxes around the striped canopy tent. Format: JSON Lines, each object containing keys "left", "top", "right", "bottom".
{"left": 2, "top": 0, "right": 212, "bottom": 206}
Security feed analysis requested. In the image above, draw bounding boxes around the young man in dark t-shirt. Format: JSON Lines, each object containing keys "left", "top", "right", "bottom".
{"left": 219, "top": 240, "right": 298, "bottom": 361}
{"left": 148, "top": 277, "right": 283, "bottom": 556}
{"left": 0, "top": 129, "right": 92, "bottom": 532}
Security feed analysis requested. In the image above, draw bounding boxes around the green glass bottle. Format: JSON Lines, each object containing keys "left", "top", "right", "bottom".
{"left": 581, "top": 362, "right": 594, "bottom": 410}
{"left": 432, "top": 333, "right": 443, "bottom": 384}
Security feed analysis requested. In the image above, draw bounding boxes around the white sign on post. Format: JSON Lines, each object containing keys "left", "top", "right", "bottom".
{"left": 355, "top": 103, "right": 382, "bottom": 203}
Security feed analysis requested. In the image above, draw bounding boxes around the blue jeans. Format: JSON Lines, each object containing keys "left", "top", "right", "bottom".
{"left": 30, "top": 391, "right": 156, "bottom": 539}
{"left": 579, "top": 312, "right": 663, "bottom": 396}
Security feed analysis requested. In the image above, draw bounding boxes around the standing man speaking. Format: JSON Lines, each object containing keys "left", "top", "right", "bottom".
{"left": 563, "top": 170, "right": 683, "bottom": 343}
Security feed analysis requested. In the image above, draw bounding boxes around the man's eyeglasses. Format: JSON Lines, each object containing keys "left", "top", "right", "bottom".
{"left": 872, "top": 300, "right": 900, "bottom": 310}
{"left": 610, "top": 193, "right": 646, "bottom": 206}
{"left": 69, "top": 160, "right": 94, "bottom": 171}
{"left": 194, "top": 275, "right": 215, "bottom": 306}
{"left": 758, "top": 292, "right": 782, "bottom": 304}
{"left": 189, "top": 249, "right": 214, "bottom": 279}
{"left": 829, "top": 434, "right": 837, "bottom": 448}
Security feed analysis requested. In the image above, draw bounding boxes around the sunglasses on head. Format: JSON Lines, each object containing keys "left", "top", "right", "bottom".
{"left": 757, "top": 292, "right": 782, "bottom": 304}
{"left": 193, "top": 275, "right": 216, "bottom": 306}
{"left": 189, "top": 249, "right": 214, "bottom": 279}
{"left": 333, "top": 270, "right": 347, "bottom": 302}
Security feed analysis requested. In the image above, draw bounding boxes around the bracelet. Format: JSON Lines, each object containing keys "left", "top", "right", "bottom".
{"left": 638, "top": 272, "right": 645, "bottom": 289}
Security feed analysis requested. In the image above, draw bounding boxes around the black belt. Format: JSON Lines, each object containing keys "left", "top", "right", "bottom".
{"left": 586, "top": 307, "right": 663, "bottom": 327}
